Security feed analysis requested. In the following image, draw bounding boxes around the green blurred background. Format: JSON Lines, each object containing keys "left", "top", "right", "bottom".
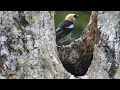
{"left": 55, "top": 11, "right": 91, "bottom": 45}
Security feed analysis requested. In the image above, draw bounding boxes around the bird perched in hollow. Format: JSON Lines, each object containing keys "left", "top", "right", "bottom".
{"left": 56, "top": 14, "right": 79, "bottom": 42}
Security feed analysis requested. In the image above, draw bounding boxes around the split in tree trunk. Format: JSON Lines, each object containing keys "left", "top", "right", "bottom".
{"left": 57, "top": 11, "right": 100, "bottom": 77}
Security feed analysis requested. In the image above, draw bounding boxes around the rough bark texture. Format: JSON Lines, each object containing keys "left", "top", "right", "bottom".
{"left": 1, "top": 11, "right": 120, "bottom": 79}
{"left": 86, "top": 11, "right": 120, "bottom": 79}
{"left": 58, "top": 11, "right": 99, "bottom": 76}
{"left": 0, "top": 11, "right": 73, "bottom": 79}
{"left": 58, "top": 11, "right": 120, "bottom": 79}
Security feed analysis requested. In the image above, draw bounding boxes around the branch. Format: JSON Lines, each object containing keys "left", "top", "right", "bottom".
{"left": 57, "top": 11, "right": 101, "bottom": 76}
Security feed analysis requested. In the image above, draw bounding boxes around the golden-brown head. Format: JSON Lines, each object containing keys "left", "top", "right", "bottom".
{"left": 65, "top": 14, "right": 79, "bottom": 22}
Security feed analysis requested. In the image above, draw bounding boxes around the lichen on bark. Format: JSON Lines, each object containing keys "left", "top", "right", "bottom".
{"left": 86, "top": 11, "right": 120, "bottom": 79}
{"left": 0, "top": 11, "right": 73, "bottom": 79}
{"left": 58, "top": 11, "right": 120, "bottom": 79}
{"left": 57, "top": 11, "right": 99, "bottom": 76}
{"left": 1, "top": 11, "right": 120, "bottom": 79}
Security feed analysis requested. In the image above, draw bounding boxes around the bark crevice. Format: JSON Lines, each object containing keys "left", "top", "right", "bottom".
{"left": 0, "top": 11, "right": 72, "bottom": 79}
{"left": 57, "top": 11, "right": 100, "bottom": 76}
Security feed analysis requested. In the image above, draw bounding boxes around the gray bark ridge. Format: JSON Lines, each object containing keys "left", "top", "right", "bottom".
{"left": 58, "top": 11, "right": 100, "bottom": 76}
{"left": 0, "top": 11, "right": 73, "bottom": 79}
{"left": 58, "top": 11, "right": 120, "bottom": 79}
{"left": 86, "top": 11, "right": 120, "bottom": 79}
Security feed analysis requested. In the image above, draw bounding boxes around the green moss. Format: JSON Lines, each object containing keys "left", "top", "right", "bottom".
{"left": 16, "top": 59, "right": 24, "bottom": 65}
{"left": 114, "top": 67, "right": 120, "bottom": 79}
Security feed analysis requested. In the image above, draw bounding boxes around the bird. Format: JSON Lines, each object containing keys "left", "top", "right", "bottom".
{"left": 56, "top": 14, "right": 79, "bottom": 42}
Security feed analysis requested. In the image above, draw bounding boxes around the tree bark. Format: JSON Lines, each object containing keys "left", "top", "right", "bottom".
{"left": 86, "top": 11, "right": 120, "bottom": 79}
{"left": 0, "top": 11, "right": 73, "bottom": 79}
{"left": 58, "top": 11, "right": 99, "bottom": 76}
{"left": 58, "top": 11, "right": 120, "bottom": 79}
{"left": 1, "top": 11, "right": 120, "bottom": 79}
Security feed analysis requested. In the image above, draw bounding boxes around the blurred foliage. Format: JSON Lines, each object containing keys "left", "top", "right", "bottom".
{"left": 55, "top": 11, "right": 91, "bottom": 45}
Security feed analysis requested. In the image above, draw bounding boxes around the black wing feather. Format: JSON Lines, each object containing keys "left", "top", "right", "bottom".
{"left": 56, "top": 20, "right": 74, "bottom": 42}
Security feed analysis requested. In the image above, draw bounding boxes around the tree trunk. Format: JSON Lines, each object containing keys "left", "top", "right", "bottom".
{"left": 0, "top": 11, "right": 73, "bottom": 79}
{"left": 86, "top": 11, "right": 120, "bottom": 79}
{"left": 58, "top": 11, "right": 120, "bottom": 79}
{"left": 58, "top": 11, "right": 99, "bottom": 77}
{"left": 1, "top": 11, "right": 120, "bottom": 79}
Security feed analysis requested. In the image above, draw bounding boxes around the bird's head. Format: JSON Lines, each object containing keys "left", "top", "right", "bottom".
{"left": 65, "top": 14, "right": 79, "bottom": 22}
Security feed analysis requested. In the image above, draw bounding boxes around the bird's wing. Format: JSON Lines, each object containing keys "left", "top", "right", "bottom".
{"left": 56, "top": 28, "right": 65, "bottom": 37}
{"left": 66, "top": 24, "right": 74, "bottom": 30}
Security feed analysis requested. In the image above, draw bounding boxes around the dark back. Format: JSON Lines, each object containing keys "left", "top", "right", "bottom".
{"left": 60, "top": 20, "right": 74, "bottom": 30}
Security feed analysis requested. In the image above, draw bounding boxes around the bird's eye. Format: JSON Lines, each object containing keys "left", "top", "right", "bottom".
{"left": 74, "top": 15, "right": 78, "bottom": 18}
